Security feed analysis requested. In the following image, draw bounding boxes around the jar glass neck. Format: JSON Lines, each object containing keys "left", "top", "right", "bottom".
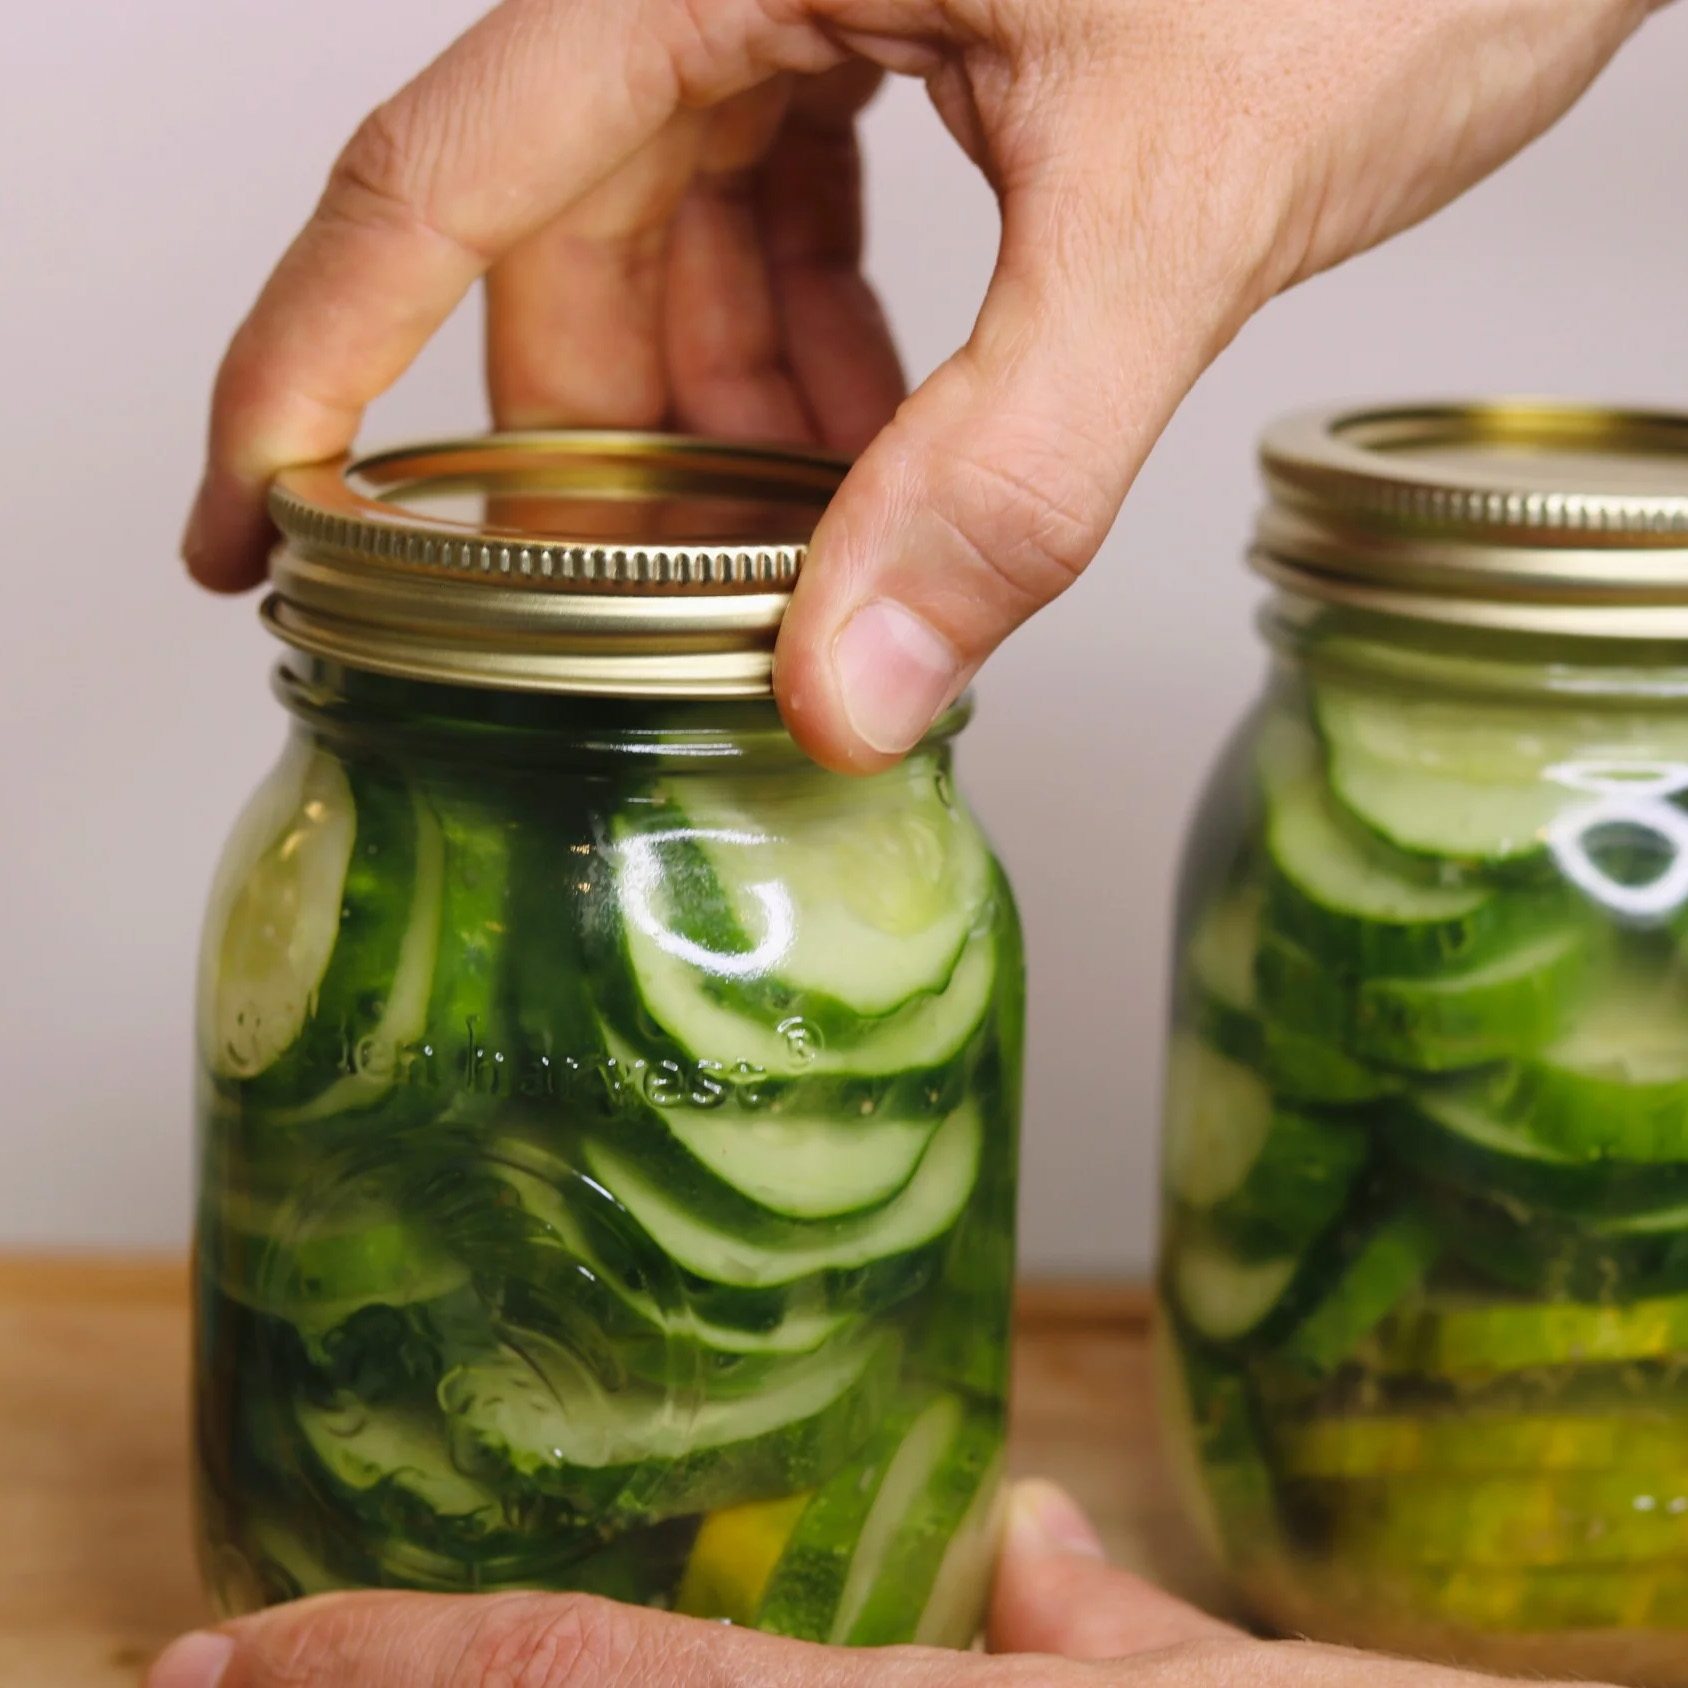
{"left": 1263, "top": 596, "right": 1688, "bottom": 704}
{"left": 274, "top": 656, "right": 970, "bottom": 771}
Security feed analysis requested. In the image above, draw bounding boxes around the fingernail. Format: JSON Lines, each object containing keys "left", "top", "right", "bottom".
{"left": 832, "top": 599, "right": 962, "bottom": 756}
{"left": 1006, "top": 1479, "right": 1106, "bottom": 1560}
{"left": 148, "top": 1630, "right": 234, "bottom": 1688}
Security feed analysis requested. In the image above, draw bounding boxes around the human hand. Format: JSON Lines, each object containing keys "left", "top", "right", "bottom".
{"left": 183, "top": 0, "right": 1662, "bottom": 770}
{"left": 147, "top": 1480, "right": 1613, "bottom": 1687}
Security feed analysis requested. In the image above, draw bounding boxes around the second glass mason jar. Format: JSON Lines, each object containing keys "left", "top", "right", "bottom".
{"left": 194, "top": 434, "right": 1023, "bottom": 1643}
{"left": 1161, "top": 402, "right": 1688, "bottom": 1686}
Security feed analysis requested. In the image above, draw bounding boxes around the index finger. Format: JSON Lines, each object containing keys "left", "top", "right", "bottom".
{"left": 183, "top": 0, "right": 802, "bottom": 590}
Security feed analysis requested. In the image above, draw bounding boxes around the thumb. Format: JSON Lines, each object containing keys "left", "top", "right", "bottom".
{"left": 772, "top": 146, "right": 1258, "bottom": 772}
{"left": 986, "top": 1480, "right": 1239, "bottom": 1659}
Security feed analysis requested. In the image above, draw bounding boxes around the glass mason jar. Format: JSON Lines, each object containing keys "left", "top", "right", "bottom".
{"left": 1159, "top": 402, "right": 1688, "bottom": 1685}
{"left": 194, "top": 435, "right": 1023, "bottom": 1645}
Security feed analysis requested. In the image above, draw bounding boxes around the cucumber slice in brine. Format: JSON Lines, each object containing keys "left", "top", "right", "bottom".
{"left": 1497, "top": 965, "right": 1688, "bottom": 1162}
{"left": 211, "top": 757, "right": 447, "bottom": 1122}
{"left": 199, "top": 744, "right": 357, "bottom": 1080}
{"left": 1301, "top": 1468, "right": 1688, "bottom": 1568}
{"left": 1163, "top": 1033, "right": 1367, "bottom": 1257}
{"left": 611, "top": 761, "right": 992, "bottom": 1025}
{"left": 439, "top": 1328, "right": 899, "bottom": 1523}
{"left": 1389, "top": 1082, "right": 1688, "bottom": 1215}
{"left": 581, "top": 1102, "right": 982, "bottom": 1292}
{"left": 295, "top": 1394, "right": 514, "bottom": 1546}
{"left": 840, "top": 1406, "right": 1004, "bottom": 1646}
{"left": 1169, "top": 1231, "right": 1302, "bottom": 1345}
{"left": 1259, "top": 922, "right": 1589, "bottom": 1073}
{"left": 1313, "top": 670, "right": 1688, "bottom": 866}
{"left": 210, "top": 1182, "right": 470, "bottom": 1336}
{"left": 1374, "top": 1289, "right": 1688, "bottom": 1377}
{"left": 1273, "top": 1209, "right": 1440, "bottom": 1380}
{"left": 1185, "top": 885, "right": 1390, "bottom": 1105}
{"left": 1281, "top": 1409, "right": 1688, "bottom": 1480}
{"left": 1260, "top": 721, "right": 1510, "bottom": 978}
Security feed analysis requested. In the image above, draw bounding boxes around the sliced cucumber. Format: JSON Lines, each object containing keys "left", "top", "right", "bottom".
{"left": 200, "top": 744, "right": 356, "bottom": 1080}
{"left": 1374, "top": 1290, "right": 1688, "bottom": 1377}
{"left": 1259, "top": 923, "right": 1589, "bottom": 1072}
{"left": 652, "top": 1108, "right": 940, "bottom": 1223}
{"left": 842, "top": 1409, "right": 1003, "bottom": 1646}
{"left": 1379, "top": 1560, "right": 1688, "bottom": 1633}
{"left": 295, "top": 1393, "right": 513, "bottom": 1544}
{"left": 1170, "top": 1231, "right": 1301, "bottom": 1345}
{"left": 262, "top": 780, "right": 447, "bottom": 1125}
{"left": 439, "top": 1327, "right": 898, "bottom": 1521}
{"left": 1155, "top": 1324, "right": 1280, "bottom": 1567}
{"left": 600, "top": 1029, "right": 944, "bottom": 1222}
{"left": 581, "top": 1102, "right": 981, "bottom": 1292}
{"left": 422, "top": 790, "right": 518, "bottom": 1078}
{"left": 1389, "top": 1082, "right": 1688, "bottom": 1214}
{"left": 1281, "top": 1409, "right": 1688, "bottom": 1480}
{"left": 1273, "top": 1209, "right": 1440, "bottom": 1379}
{"left": 901, "top": 1444, "right": 1006, "bottom": 1647}
{"left": 1496, "top": 967, "right": 1688, "bottom": 1162}
{"left": 1164, "top": 1034, "right": 1368, "bottom": 1256}
{"left": 615, "top": 921, "right": 997, "bottom": 1081}
{"left": 611, "top": 762, "right": 993, "bottom": 1027}
{"left": 1186, "top": 886, "right": 1390, "bottom": 1105}
{"left": 212, "top": 1185, "right": 470, "bottom": 1335}
{"left": 474, "top": 1154, "right": 857, "bottom": 1359}
{"left": 1302, "top": 1468, "right": 1688, "bottom": 1568}
{"left": 1312, "top": 674, "right": 1688, "bottom": 865}
{"left": 749, "top": 1397, "right": 962, "bottom": 1640}
{"left": 1265, "top": 769, "right": 1507, "bottom": 979}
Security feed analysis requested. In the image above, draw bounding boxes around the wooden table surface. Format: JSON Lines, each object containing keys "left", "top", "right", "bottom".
{"left": 0, "top": 1258, "right": 1220, "bottom": 1686}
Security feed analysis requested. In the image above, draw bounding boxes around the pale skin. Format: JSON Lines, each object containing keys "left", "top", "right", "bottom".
{"left": 149, "top": 1480, "right": 1617, "bottom": 1686}
{"left": 168, "top": 0, "right": 1666, "bottom": 1680}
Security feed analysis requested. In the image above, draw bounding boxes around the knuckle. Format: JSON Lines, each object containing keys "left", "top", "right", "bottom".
{"left": 329, "top": 101, "right": 423, "bottom": 225}
{"left": 926, "top": 428, "right": 1111, "bottom": 607}
{"left": 321, "top": 100, "right": 485, "bottom": 259}
{"left": 453, "top": 1593, "right": 625, "bottom": 1688}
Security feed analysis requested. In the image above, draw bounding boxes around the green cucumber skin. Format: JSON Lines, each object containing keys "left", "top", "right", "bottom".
{"left": 1261, "top": 770, "right": 1544, "bottom": 982}
{"left": 1269, "top": 1210, "right": 1441, "bottom": 1381}
{"left": 421, "top": 786, "right": 522, "bottom": 1084}
{"left": 1487, "top": 1064, "right": 1688, "bottom": 1165}
{"left": 1257, "top": 928, "right": 1590, "bottom": 1073}
{"left": 1265, "top": 869, "right": 1506, "bottom": 983}
{"left": 1383, "top": 1088, "right": 1688, "bottom": 1217}
{"left": 609, "top": 771, "right": 992, "bottom": 1042}
{"left": 755, "top": 1396, "right": 940, "bottom": 1640}
{"left": 1194, "top": 992, "right": 1395, "bottom": 1106}
{"left": 842, "top": 1406, "right": 1004, "bottom": 1646}
{"left": 1201, "top": 1108, "right": 1371, "bottom": 1262}
{"left": 1156, "top": 1323, "right": 1282, "bottom": 1571}
{"left": 442, "top": 1333, "right": 903, "bottom": 1528}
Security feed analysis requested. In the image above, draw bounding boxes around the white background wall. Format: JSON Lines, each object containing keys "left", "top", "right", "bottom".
{"left": 4, "top": 2, "right": 1686, "bottom": 1271}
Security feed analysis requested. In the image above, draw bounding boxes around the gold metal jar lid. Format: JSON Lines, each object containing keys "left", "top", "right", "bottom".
{"left": 1252, "top": 401, "right": 1688, "bottom": 638}
{"left": 265, "top": 432, "right": 847, "bottom": 695}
